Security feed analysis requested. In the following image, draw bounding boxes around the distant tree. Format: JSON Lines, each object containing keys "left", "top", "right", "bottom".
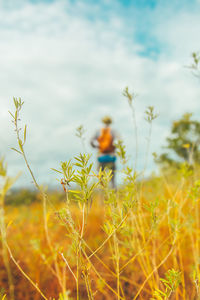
{"left": 155, "top": 113, "right": 200, "bottom": 167}
{"left": 155, "top": 52, "right": 200, "bottom": 169}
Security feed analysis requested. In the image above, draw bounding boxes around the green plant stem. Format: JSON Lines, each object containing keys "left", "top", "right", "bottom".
{"left": 177, "top": 240, "right": 186, "bottom": 300}
{"left": 62, "top": 265, "right": 67, "bottom": 299}
{"left": 88, "top": 213, "right": 129, "bottom": 259}
{"left": 15, "top": 114, "right": 39, "bottom": 191}
{"left": 81, "top": 248, "right": 126, "bottom": 300}
{"left": 77, "top": 203, "right": 86, "bottom": 300}
{"left": 82, "top": 270, "right": 94, "bottom": 300}
{"left": 111, "top": 200, "right": 122, "bottom": 300}
{"left": 76, "top": 250, "right": 79, "bottom": 300}
{"left": 80, "top": 203, "right": 85, "bottom": 240}
{"left": 14, "top": 107, "right": 64, "bottom": 293}
{"left": 195, "top": 199, "right": 199, "bottom": 265}
{"left": 177, "top": 190, "right": 186, "bottom": 300}
{"left": 113, "top": 232, "right": 120, "bottom": 300}
{"left": 138, "top": 120, "right": 153, "bottom": 217}
{"left": 60, "top": 252, "right": 77, "bottom": 282}
{"left": 143, "top": 121, "right": 153, "bottom": 175}
{"left": 130, "top": 103, "right": 138, "bottom": 171}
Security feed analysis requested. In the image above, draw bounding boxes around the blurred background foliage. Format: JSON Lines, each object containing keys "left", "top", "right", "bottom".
{"left": 5, "top": 189, "right": 65, "bottom": 206}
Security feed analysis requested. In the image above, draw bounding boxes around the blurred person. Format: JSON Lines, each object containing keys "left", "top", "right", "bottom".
{"left": 90, "top": 116, "right": 119, "bottom": 188}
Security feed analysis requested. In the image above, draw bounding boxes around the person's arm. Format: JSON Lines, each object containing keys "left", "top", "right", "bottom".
{"left": 90, "top": 130, "right": 100, "bottom": 148}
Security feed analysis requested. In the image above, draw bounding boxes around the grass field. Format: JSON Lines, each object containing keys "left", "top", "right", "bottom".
{"left": 1, "top": 167, "right": 200, "bottom": 300}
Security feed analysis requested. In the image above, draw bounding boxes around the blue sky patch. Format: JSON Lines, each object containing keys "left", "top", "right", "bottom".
{"left": 29, "top": 0, "right": 55, "bottom": 3}
{"left": 121, "top": 0, "right": 157, "bottom": 9}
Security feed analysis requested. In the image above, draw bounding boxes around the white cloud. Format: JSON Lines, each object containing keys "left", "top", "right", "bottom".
{"left": 0, "top": 0, "right": 200, "bottom": 187}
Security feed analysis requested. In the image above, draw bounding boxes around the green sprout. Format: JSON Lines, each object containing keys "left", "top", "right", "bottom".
{"left": 75, "top": 125, "right": 86, "bottom": 152}
{"left": 122, "top": 86, "right": 138, "bottom": 106}
{"left": 114, "top": 140, "right": 127, "bottom": 165}
{"left": 145, "top": 106, "right": 159, "bottom": 123}
{"left": 152, "top": 268, "right": 181, "bottom": 300}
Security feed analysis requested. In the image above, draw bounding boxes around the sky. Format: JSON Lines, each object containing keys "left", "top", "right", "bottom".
{"left": 1, "top": 0, "right": 200, "bottom": 188}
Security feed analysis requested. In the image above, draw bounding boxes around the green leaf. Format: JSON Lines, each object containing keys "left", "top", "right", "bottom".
{"left": 74, "top": 163, "right": 83, "bottom": 168}
{"left": 68, "top": 190, "right": 81, "bottom": 194}
{"left": 11, "top": 147, "right": 22, "bottom": 155}
{"left": 51, "top": 168, "right": 63, "bottom": 174}
{"left": 24, "top": 124, "right": 27, "bottom": 143}
{"left": 13, "top": 97, "right": 18, "bottom": 108}
{"left": 74, "top": 156, "right": 82, "bottom": 163}
{"left": 15, "top": 110, "right": 18, "bottom": 121}
{"left": 73, "top": 194, "right": 83, "bottom": 201}
{"left": 18, "top": 139, "right": 23, "bottom": 152}
{"left": 8, "top": 111, "right": 15, "bottom": 119}
{"left": 154, "top": 288, "right": 166, "bottom": 297}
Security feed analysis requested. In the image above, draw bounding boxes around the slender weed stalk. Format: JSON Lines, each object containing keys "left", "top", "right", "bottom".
{"left": 9, "top": 98, "right": 68, "bottom": 298}
{"left": 122, "top": 89, "right": 158, "bottom": 283}
{"left": 53, "top": 153, "right": 100, "bottom": 300}
{"left": 6, "top": 242, "right": 49, "bottom": 300}
{"left": 75, "top": 125, "right": 87, "bottom": 153}
{"left": 143, "top": 106, "right": 159, "bottom": 174}
{"left": 123, "top": 86, "right": 138, "bottom": 171}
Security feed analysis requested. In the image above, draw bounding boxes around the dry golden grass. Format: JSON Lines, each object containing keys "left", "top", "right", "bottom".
{"left": 1, "top": 170, "right": 200, "bottom": 300}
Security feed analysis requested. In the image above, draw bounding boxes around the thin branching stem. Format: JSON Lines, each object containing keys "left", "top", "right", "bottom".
{"left": 6, "top": 243, "right": 48, "bottom": 300}
{"left": 130, "top": 103, "right": 138, "bottom": 171}
{"left": 133, "top": 243, "right": 176, "bottom": 300}
{"left": 12, "top": 100, "right": 65, "bottom": 293}
{"left": 60, "top": 252, "right": 77, "bottom": 282}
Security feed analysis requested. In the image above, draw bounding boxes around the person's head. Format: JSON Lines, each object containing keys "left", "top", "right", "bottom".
{"left": 102, "top": 115, "right": 112, "bottom": 127}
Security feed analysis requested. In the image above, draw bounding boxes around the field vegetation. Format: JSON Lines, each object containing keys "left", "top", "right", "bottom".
{"left": 2, "top": 163, "right": 200, "bottom": 300}
{"left": 0, "top": 53, "right": 200, "bottom": 299}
